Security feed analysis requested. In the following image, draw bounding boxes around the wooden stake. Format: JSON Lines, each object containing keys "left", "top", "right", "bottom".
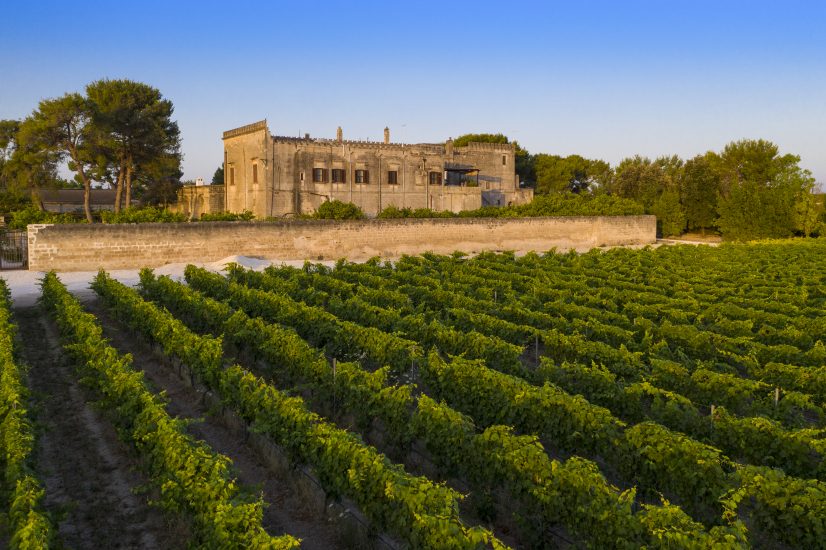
{"left": 775, "top": 387, "right": 780, "bottom": 406}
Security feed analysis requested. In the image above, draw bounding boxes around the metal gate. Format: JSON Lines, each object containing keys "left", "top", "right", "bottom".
{"left": 0, "top": 229, "right": 27, "bottom": 270}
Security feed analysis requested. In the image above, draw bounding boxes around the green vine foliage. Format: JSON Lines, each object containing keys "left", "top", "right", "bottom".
{"left": 728, "top": 465, "right": 826, "bottom": 547}
{"left": 42, "top": 272, "right": 299, "bottom": 549}
{"left": 0, "top": 279, "right": 53, "bottom": 550}
{"left": 537, "top": 359, "right": 826, "bottom": 481}
{"left": 54, "top": 239, "right": 826, "bottom": 548}
{"left": 141, "top": 269, "right": 746, "bottom": 548}
{"left": 185, "top": 265, "right": 423, "bottom": 375}
{"left": 224, "top": 265, "right": 527, "bottom": 377}
{"left": 98, "top": 270, "right": 503, "bottom": 549}
{"left": 313, "top": 247, "right": 826, "bottom": 539}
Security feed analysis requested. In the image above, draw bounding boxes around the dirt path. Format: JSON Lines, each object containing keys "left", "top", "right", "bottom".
{"left": 14, "top": 307, "right": 186, "bottom": 550}
{"left": 81, "top": 298, "right": 344, "bottom": 550}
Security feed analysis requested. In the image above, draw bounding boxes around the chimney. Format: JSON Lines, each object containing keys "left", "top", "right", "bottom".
{"left": 446, "top": 137, "right": 454, "bottom": 156}
{"left": 336, "top": 126, "right": 343, "bottom": 143}
{"left": 384, "top": 127, "right": 390, "bottom": 144}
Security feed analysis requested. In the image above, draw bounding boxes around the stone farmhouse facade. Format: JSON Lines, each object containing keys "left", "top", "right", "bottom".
{"left": 177, "top": 120, "right": 533, "bottom": 218}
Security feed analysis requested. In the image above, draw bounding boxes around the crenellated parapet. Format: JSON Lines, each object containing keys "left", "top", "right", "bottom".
{"left": 460, "top": 141, "right": 515, "bottom": 152}
{"left": 273, "top": 135, "right": 445, "bottom": 154}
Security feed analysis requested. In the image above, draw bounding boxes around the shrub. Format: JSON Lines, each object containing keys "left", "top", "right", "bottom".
{"left": 379, "top": 194, "right": 644, "bottom": 220}
{"left": 100, "top": 206, "right": 188, "bottom": 224}
{"left": 199, "top": 210, "right": 255, "bottom": 221}
{"left": 7, "top": 206, "right": 82, "bottom": 229}
{"left": 513, "top": 193, "right": 645, "bottom": 217}
{"left": 315, "top": 200, "right": 365, "bottom": 220}
{"left": 377, "top": 205, "right": 412, "bottom": 218}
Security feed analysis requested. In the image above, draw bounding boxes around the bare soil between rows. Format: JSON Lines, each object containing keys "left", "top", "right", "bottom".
{"left": 80, "top": 297, "right": 345, "bottom": 550}
{"left": 14, "top": 306, "right": 185, "bottom": 550}
{"left": 14, "top": 300, "right": 346, "bottom": 550}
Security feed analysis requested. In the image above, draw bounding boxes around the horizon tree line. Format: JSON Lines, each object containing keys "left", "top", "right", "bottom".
{"left": 455, "top": 133, "right": 823, "bottom": 239}
{"left": 2, "top": 86, "right": 823, "bottom": 238}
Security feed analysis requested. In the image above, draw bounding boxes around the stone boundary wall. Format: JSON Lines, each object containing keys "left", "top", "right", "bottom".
{"left": 27, "top": 216, "right": 656, "bottom": 271}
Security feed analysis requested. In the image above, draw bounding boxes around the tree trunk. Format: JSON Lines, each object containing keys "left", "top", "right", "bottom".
{"left": 69, "top": 144, "right": 94, "bottom": 223}
{"left": 83, "top": 178, "right": 92, "bottom": 223}
{"left": 78, "top": 163, "right": 93, "bottom": 223}
{"left": 30, "top": 186, "right": 44, "bottom": 211}
{"left": 113, "top": 164, "right": 125, "bottom": 214}
{"left": 124, "top": 157, "right": 133, "bottom": 210}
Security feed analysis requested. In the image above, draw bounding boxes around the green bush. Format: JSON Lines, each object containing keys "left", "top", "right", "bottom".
{"left": 376, "top": 205, "right": 410, "bottom": 219}
{"left": 6, "top": 194, "right": 645, "bottom": 228}
{"left": 315, "top": 200, "right": 366, "bottom": 220}
{"left": 716, "top": 182, "right": 798, "bottom": 241}
{"left": 457, "top": 206, "right": 511, "bottom": 218}
{"left": 0, "top": 190, "right": 32, "bottom": 213}
{"left": 199, "top": 210, "right": 255, "bottom": 221}
{"left": 650, "top": 191, "right": 687, "bottom": 237}
{"left": 512, "top": 193, "right": 645, "bottom": 217}
{"left": 100, "top": 206, "right": 188, "bottom": 224}
{"left": 377, "top": 194, "right": 644, "bottom": 220}
{"left": 7, "top": 206, "right": 82, "bottom": 229}
{"left": 8, "top": 206, "right": 257, "bottom": 227}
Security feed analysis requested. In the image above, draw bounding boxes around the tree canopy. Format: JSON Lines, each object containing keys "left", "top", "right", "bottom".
{"left": 714, "top": 139, "right": 816, "bottom": 240}
{"left": 680, "top": 153, "right": 720, "bottom": 234}
{"left": 17, "top": 93, "right": 97, "bottom": 221}
{"left": 1, "top": 119, "right": 52, "bottom": 210}
{"left": 534, "top": 154, "right": 611, "bottom": 195}
{"left": 4, "top": 80, "right": 181, "bottom": 221}
{"left": 212, "top": 165, "right": 224, "bottom": 185}
{"left": 600, "top": 140, "right": 821, "bottom": 239}
{"left": 452, "top": 133, "right": 534, "bottom": 185}
{"left": 86, "top": 79, "right": 181, "bottom": 212}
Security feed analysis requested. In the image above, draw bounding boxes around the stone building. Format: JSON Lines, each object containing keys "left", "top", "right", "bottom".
{"left": 177, "top": 120, "right": 532, "bottom": 218}
{"left": 177, "top": 184, "right": 224, "bottom": 219}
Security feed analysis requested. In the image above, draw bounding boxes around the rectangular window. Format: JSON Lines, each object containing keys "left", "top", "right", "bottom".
{"left": 502, "top": 154, "right": 507, "bottom": 166}
{"left": 229, "top": 166, "right": 235, "bottom": 185}
{"left": 355, "top": 169, "right": 369, "bottom": 184}
{"left": 331, "top": 168, "right": 346, "bottom": 183}
{"left": 252, "top": 162, "right": 258, "bottom": 184}
{"left": 387, "top": 170, "right": 398, "bottom": 185}
{"left": 429, "top": 171, "right": 442, "bottom": 185}
{"left": 312, "top": 168, "right": 327, "bottom": 183}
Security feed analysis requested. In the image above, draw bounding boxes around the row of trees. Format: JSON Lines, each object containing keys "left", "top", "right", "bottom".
{"left": 606, "top": 141, "right": 821, "bottom": 239}
{"left": 0, "top": 80, "right": 181, "bottom": 222}
{"left": 455, "top": 133, "right": 823, "bottom": 239}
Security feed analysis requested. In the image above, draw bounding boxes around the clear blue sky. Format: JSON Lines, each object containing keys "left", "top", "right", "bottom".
{"left": 2, "top": 0, "right": 824, "bottom": 187}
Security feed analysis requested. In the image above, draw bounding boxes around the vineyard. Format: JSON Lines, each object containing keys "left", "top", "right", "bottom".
{"left": 2, "top": 239, "right": 826, "bottom": 548}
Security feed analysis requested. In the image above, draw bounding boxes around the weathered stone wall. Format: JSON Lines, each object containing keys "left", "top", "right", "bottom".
{"left": 27, "top": 216, "right": 656, "bottom": 271}
{"left": 175, "top": 185, "right": 226, "bottom": 218}
{"left": 223, "top": 122, "right": 268, "bottom": 215}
